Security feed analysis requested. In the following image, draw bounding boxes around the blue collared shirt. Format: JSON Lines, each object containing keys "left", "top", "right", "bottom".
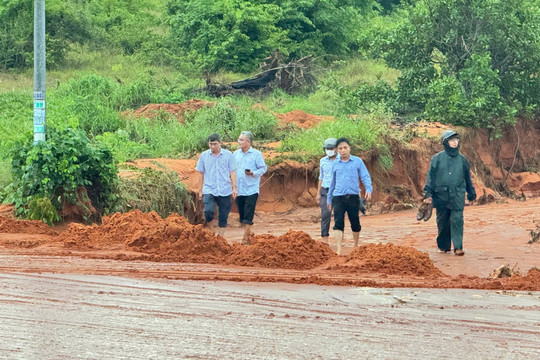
{"left": 195, "top": 148, "right": 237, "bottom": 196}
{"left": 233, "top": 147, "right": 267, "bottom": 196}
{"left": 319, "top": 155, "right": 339, "bottom": 189}
{"left": 327, "top": 155, "right": 372, "bottom": 204}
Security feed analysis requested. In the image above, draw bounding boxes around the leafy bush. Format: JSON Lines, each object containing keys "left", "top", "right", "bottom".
{"left": 116, "top": 168, "right": 192, "bottom": 219}
{"left": 359, "top": 0, "right": 540, "bottom": 128}
{"left": 4, "top": 126, "right": 118, "bottom": 221}
{"left": 323, "top": 74, "right": 396, "bottom": 114}
{"left": 167, "top": 0, "right": 375, "bottom": 72}
{"left": 27, "top": 197, "right": 61, "bottom": 226}
{"left": 94, "top": 131, "right": 150, "bottom": 163}
{"left": 425, "top": 53, "right": 516, "bottom": 131}
{"left": 0, "top": 0, "right": 91, "bottom": 69}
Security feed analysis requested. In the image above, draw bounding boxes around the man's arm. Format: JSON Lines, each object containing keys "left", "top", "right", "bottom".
{"left": 316, "top": 159, "right": 324, "bottom": 202}
{"left": 252, "top": 152, "right": 267, "bottom": 177}
{"left": 316, "top": 180, "right": 323, "bottom": 202}
{"left": 358, "top": 159, "right": 373, "bottom": 201}
{"left": 423, "top": 156, "right": 437, "bottom": 203}
{"left": 197, "top": 172, "right": 204, "bottom": 199}
{"left": 464, "top": 158, "right": 476, "bottom": 201}
{"left": 327, "top": 168, "right": 337, "bottom": 210}
{"left": 195, "top": 154, "right": 205, "bottom": 199}
{"left": 230, "top": 170, "right": 238, "bottom": 198}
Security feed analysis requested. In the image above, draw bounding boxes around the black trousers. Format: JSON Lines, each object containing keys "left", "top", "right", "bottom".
{"left": 236, "top": 193, "right": 259, "bottom": 225}
{"left": 332, "top": 195, "right": 361, "bottom": 232}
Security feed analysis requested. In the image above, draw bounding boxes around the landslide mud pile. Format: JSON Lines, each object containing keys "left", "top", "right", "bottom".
{"left": 58, "top": 210, "right": 232, "bottom": 264}
{"left": 0, "top": 215, "right": 58, "bottom": 236}
{"left": 326, "top": 243, "right": 445, "bottom": 278}
{"left": 227, "top": 230, "right": 335, "bottom": 270}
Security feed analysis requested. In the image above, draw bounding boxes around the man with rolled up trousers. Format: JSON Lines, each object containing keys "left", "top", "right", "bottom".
{"left": 327, "top": 137, "right": 372, "bottom": 255}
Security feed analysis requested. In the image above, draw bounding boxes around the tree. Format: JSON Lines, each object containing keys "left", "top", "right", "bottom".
{"left": 167, "top": 0, "right": 376, "bottom": 72}
{"left": 360, "top": 0, "right": 540, "bottom": 130}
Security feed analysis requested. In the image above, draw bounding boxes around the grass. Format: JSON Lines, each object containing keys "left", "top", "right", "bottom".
{"left": 0, "top": 48, "right": 403, "bottom": 186}
{"left": 279, "top": 110, "right": 393, "bottom": 156}
{"left": 329, "top": 58, "right": 401, "bottom": 88}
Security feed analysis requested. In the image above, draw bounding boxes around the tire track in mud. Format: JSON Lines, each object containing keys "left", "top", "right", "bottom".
{"left": 1, "top": 272, "right": 540, "bottom": 359}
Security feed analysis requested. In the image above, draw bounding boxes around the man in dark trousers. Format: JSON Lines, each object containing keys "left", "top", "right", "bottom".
{"left": 423, "top": 130, "right": 476, "bottom": 256}
{"left": 327, "top": 138, "right": 372, "bottom": 255}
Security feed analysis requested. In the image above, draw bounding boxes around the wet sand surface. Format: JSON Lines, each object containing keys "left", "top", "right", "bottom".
{"left": 1, "top": 199, "right": 539, "bottom": 358}
{"left": 1, "top": 272, "right": 539, "bottom": 359}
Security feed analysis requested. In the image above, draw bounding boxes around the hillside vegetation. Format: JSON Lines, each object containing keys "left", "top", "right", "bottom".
{"left": 0, "top": 0, "right": 538, "bottom": 222}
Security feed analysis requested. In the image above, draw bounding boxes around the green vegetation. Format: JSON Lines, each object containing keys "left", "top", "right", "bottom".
{"left": 280, "top": 110, "right": 393, "bottom": 169}
{"left": 4, "top": 127, "right": 118, "bottom": 220}
{"left": 357, "top": 0, "right": 539, "bottom": 133}
{"left": 0, "top": 0, "right": 538, "bottom": 223}
{"left": 116, "top": 168, "right": 192, "bottom": 219}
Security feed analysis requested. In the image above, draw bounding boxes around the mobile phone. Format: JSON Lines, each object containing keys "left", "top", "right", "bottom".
{"left": 245, "top": 169, "right": 251, "bottom": 173}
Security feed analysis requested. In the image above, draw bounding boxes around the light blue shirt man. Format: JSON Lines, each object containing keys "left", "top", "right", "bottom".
{"left": 196, "top": 148, "right": 237, "bottom": 196}
{"left": 234, "top": 147, "right": 267, "bottom": 196}
{"left": 319, "top": 155, "right": 339, "bottom": 189}
{"left": 327, "top": 155, "right": 372, "bottom": 205}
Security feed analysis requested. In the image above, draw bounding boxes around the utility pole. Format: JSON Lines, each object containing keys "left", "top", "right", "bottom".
{"left": 33, "top": 0, "right": 46, "bottom": 144}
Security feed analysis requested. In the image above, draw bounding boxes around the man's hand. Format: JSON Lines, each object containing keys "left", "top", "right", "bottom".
{"left": 365, "top": 192, "right": 372, "bottom": 201}
{"left": 424, "top": 197, "right": 433, "bottom": 204}
{"left": 198, "top": 189, "right": 203, "bottom": 200}
{"left": 232, "top": 187, "right": 238, "bottom": 199}
{"left": 327, "top": 203, "right": 332, "bottom": 211}
{"left": 316, "top": 192, "right": 321, "bottom": 202}
{"left": 245, "top": 170, "right": 254, "bottom": 176}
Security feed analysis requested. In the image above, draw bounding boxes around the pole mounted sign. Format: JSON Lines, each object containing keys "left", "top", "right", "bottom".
{"left": 33, "top": 0, "right": 46, "bottom": 144}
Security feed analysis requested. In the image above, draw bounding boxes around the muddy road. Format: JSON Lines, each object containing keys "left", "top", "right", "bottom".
{"left": 1, "top": 199, "right": 540, "bottom": 358}
{"left": 1, "top": 273, "right": 540, "bottom": 359}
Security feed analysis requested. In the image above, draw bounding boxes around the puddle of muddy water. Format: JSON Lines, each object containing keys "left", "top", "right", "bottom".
{"left": 1, "top": 273, "right": 539, "bottom": 359}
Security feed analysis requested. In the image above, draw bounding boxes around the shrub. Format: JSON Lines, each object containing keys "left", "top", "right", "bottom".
{"left": 5, "top": 126, "right": 118, "bottom": 222}
{"left": 116, "top": 167, "right": 192, "bottom": 219}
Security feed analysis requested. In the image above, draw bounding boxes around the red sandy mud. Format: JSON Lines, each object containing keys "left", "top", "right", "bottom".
{"left": 325, "top": 243, "right": 445, "bottom": 278}
{"left": 2, "top": 207, "right": 540, "bottom": 291}
{"left": 276, "top": 110, "right": 334, "bottom": 129}
{"left": 126, "top": 99, "right": 213, "bottom": 122}
{"left": 59, "top": 210, "right": 232, "bottom": 264}
{"left": 0, "top": 215, "right": 58, "bottom": 236}
{"left": 228, "top": 230, "right": 335, "bottom": 270}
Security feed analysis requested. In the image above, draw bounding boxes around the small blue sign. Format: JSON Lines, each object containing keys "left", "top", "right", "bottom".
{"left": 33, "top": 100, "right": 45, "bottom": 109}
{"left": 34, "top": 91, "right": 43, "bottom": 100}
{"left": 34, "top": 125, "right": 45, "bottom": 133}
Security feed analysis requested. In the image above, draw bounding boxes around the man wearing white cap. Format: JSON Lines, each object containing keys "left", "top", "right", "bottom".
{"left": 316, "top": 138, "right": 338, "bottom": 244}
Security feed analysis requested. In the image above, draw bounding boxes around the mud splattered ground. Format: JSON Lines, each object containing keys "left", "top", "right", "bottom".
{"left": 1, "top": 273, "right": 539, "bottom": 359}
{"left": 1, "top": 199, "right": 540, "bottom": 358}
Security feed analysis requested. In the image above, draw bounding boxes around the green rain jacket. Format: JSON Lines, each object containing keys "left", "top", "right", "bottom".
{"left": 423, "top": 150, "right": 476, "bottom": 210}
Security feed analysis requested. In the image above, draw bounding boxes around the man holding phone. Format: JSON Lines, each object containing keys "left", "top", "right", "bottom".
{"left": 234, "top": 131, "right": 268, "bottom": 244}
{"left": 196, "top": 133, "right": 237, "bottom": 238}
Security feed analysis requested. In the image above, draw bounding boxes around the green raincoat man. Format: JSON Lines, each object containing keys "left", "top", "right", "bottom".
{"left": 423, "top": 130, "right": 476, "bottom": 255}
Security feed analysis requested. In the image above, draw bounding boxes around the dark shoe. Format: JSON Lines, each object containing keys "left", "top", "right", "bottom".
{"left": 416, "top": 202, "right": 433, "bottom": 221}
{"left": 423, "top": 202, "right": 433, "bottom": 221}
{"left": 439, "top": 248, "right": 450, "bottom": 253}
{"left": 454, "top": 249, "right": 465, "bottom": 256}
{"left": 359, "top": 198, "right": 367, "bottom": 215}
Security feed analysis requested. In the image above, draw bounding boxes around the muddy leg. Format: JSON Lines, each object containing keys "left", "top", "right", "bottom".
{"left": 450, "top": 210, "right": 464, "bottom": 252}
{"left": 436, "top": 208, "right": 451, "bottom": 252}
